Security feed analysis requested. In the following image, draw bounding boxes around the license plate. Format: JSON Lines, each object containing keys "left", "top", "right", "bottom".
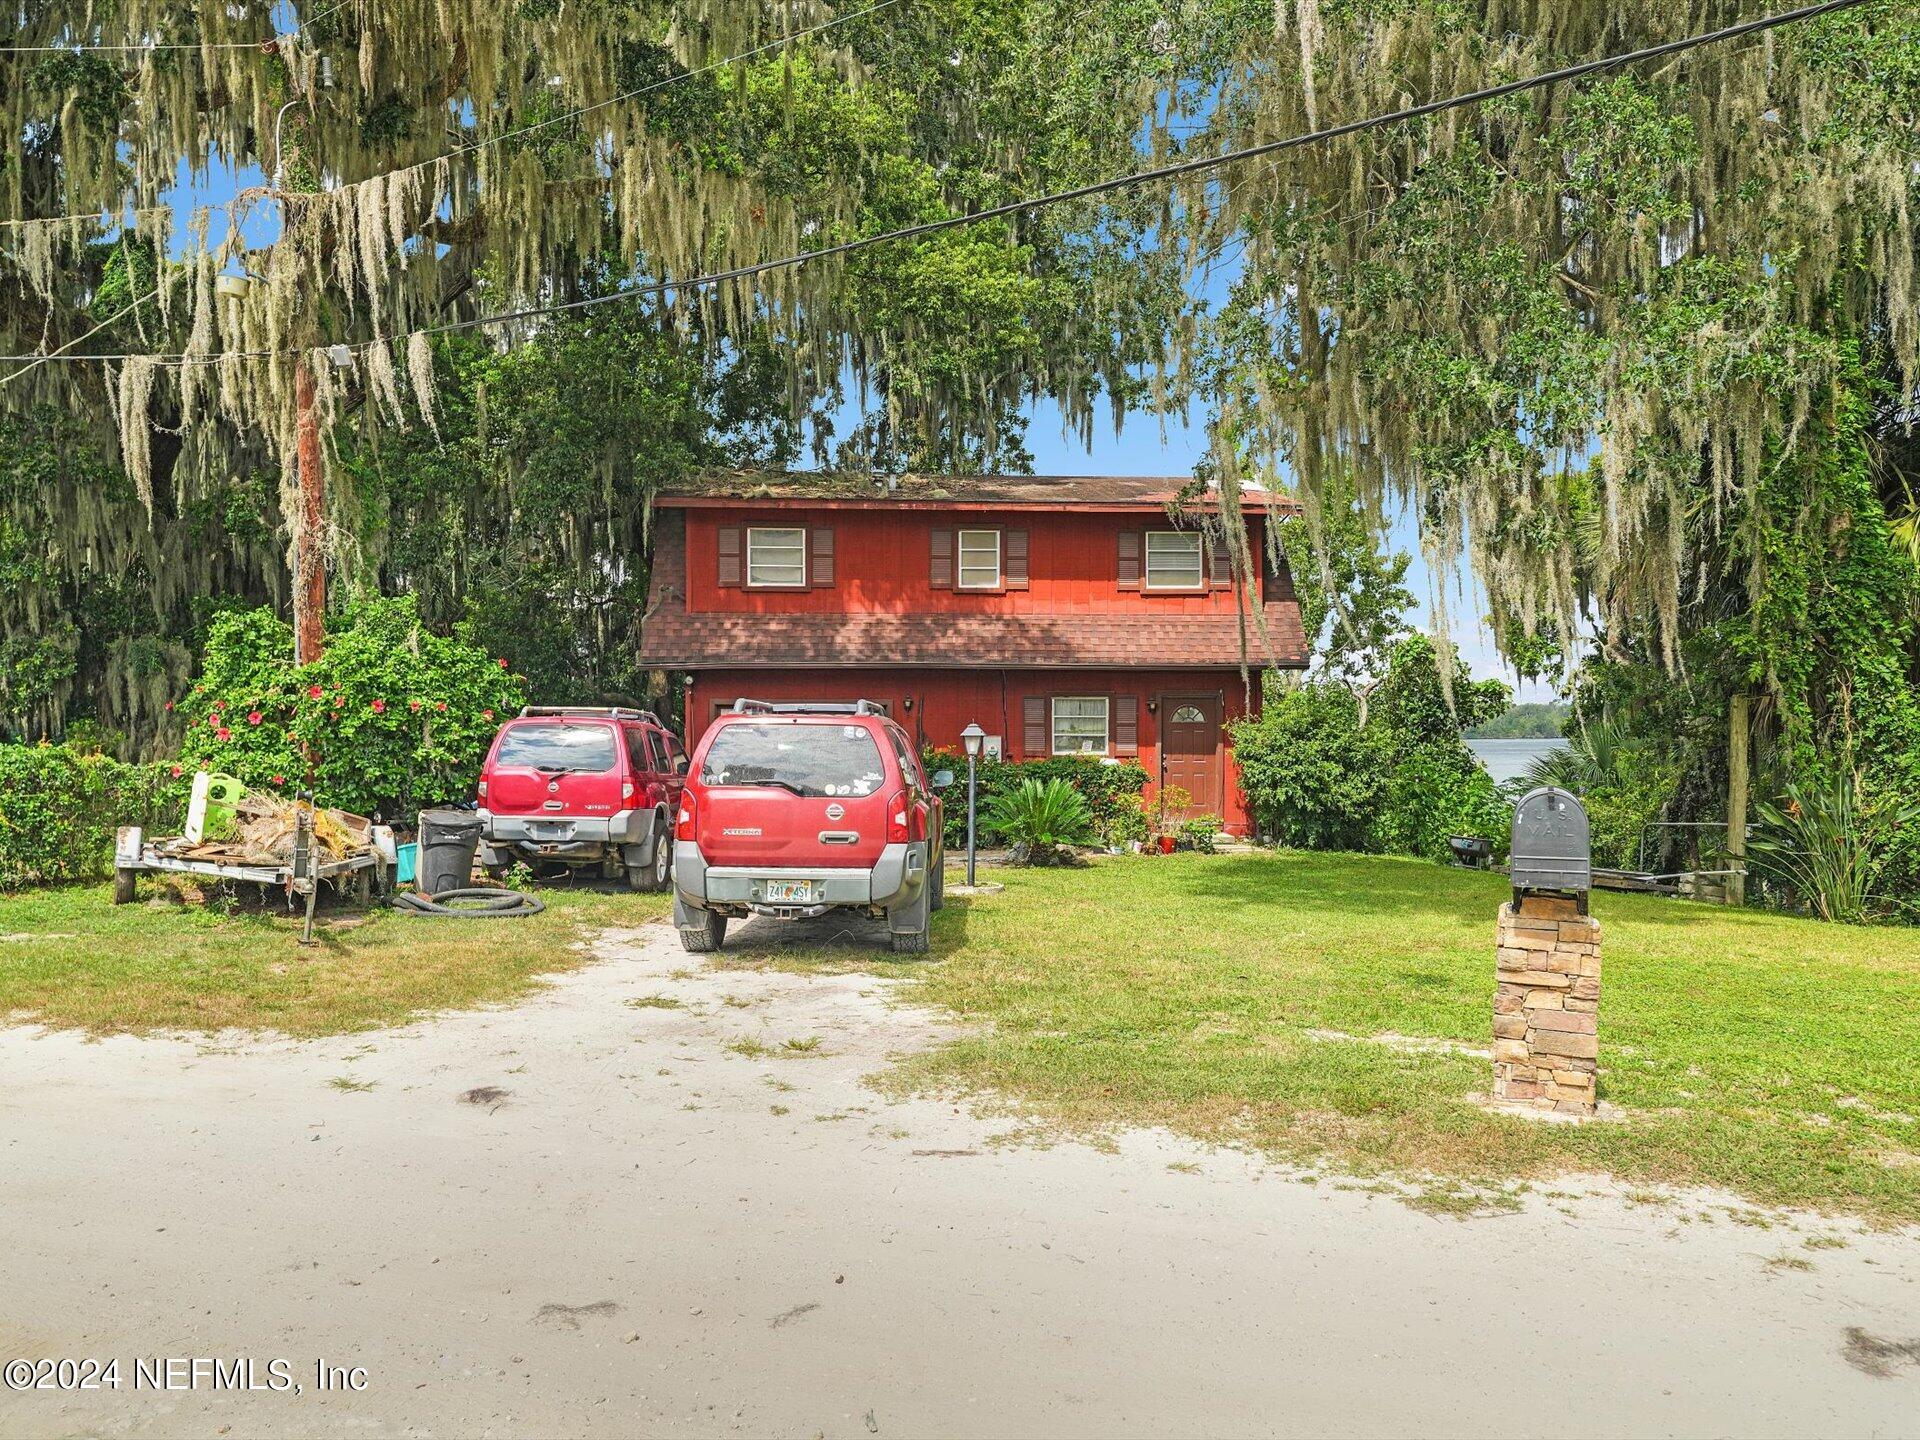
{"left": 764, "top": 880, "right": 813, "bottom": 903}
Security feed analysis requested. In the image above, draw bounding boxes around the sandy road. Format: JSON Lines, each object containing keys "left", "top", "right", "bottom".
{"left": 3, "top": 914, "right": 1919, "bottom": 1438}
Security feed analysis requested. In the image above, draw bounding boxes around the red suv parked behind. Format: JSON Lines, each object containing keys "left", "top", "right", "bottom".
{"left": 477, "top": 707, "right": 687, "bottom": 889}
{"left": 672, "top": 700, "right": 950, "bottom": 954}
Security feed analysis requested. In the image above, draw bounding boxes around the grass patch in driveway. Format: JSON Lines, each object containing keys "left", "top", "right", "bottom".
{"left": 0, "top": 883, "right": 667, "bottom": 1037}
{"left": 880, "top": 853, "right": 1920, "bottom": 1225}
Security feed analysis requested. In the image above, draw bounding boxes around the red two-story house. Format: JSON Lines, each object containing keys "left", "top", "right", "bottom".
{"left": 640, "top": 473, "right": 1309, "bottom": 834}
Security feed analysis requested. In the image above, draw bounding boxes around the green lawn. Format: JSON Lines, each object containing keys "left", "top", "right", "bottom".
{"left": 0, "top": 883, "right": 666, "bottom": 1036}
{"left": 7, "top": 852, "right": 1920, "bottom": 1223}
{"left": 882, "top": 853, "right": 1920, "bottom": 1224}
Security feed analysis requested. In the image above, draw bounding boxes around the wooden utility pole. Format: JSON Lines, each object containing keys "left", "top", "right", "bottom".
{"left": 293, "top": 353, "right": 326, "bottom": 665}
{"left": 1726, "top": 690, "right": 1750, "bottom": 906}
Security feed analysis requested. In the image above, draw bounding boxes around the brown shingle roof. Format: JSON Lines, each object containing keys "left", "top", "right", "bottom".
{"left": 641, "top": 608, "right": 1309, "bottom": 670}
{"left": 656, "top": 469, "right": 1294, "bottom": 512}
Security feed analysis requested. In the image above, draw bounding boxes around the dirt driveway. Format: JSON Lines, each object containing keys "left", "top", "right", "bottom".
{"left": 4, "top": 914, "right": 1919, "bottom": 1438}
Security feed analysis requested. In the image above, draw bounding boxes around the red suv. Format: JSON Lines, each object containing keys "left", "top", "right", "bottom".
{"left": 477, "top": 707, "right": 687, "bottom": 889}
{"left": 671, "top": 700, "right": 950, "bottom": 954}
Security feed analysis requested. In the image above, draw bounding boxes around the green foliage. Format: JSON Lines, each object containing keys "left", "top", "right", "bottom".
{"left": 1556, "top": 347, "right": 1920, "bottom": 908}
{"left": 1368, "top": 637, "right": 1511, "bottom": 860}
{"left": 923, "top": 750, "right": 1148, "bottom": 850}
{"left": 339, "top": 312, "right": 795, "bottom": 711}
{"left": 982, "top": 778, "right": 1095, "bottom": 864}
{"left": 1522, "top": 712, "right": 1677, "bottom": 869}
{"left": 1733, "top": 351, "right": 1920, "bottom": 909}
{"left": 0, "top": 741, "right": 184, "bottom": 890}
{"left": 1233, "top": 635, "right": 1509, "bottom": 861}
{"left": 1274, "top": 466, "right": 1415, "bottom": 700}
{"left": 1177, "top": 816, "right": 1222, "bottom": 853}
{"left": 1099, "top": 794, "right": 1151, "bottom": 851}
{"left": 1748, "top": 769, "right": 1920, "bottom": 925}
{"left": 1231, "top": 684, "right": 1384, "bottom": 852}
{"left": 175, "top": 597, "right": 526, "bottom": 820}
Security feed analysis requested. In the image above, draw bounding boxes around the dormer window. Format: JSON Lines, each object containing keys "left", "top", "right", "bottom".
{"left": 746, "top": 527, "right": 807, "bottom": 587}
{"left": 957, "top": 529, "right": 1002, "bottom": 590}
{"left": 1144, "top": 531, "right": 1204, "bottom": 590}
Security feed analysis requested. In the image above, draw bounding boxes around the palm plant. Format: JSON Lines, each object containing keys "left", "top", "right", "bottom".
{"left": 1523, "top": 709, "right": 1642, "bottom": 793}
{"left": 984, "top": 778, "right": 1095, "bottom": 866}
{"left": 1746, "top": 767, "right": 1918, "bottom": 924}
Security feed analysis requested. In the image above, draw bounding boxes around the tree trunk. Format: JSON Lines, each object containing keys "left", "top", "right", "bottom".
{"left": 294, "top": 355, "right": 326, "bottom": 665}
{"left": 1726, "top": 690, "right": 1750, "bottom": 906}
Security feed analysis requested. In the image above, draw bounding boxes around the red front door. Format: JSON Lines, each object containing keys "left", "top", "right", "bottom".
{"left": 1161, "top": 694, "right": 1223, "bottom": 819}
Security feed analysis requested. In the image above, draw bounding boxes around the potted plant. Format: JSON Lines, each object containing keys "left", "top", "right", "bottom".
{"left": 1144, "top": 784, "right": 1192, "bottom": 854}
{"left": 1101, "top": 794, "right": 1151, "bottom": 854}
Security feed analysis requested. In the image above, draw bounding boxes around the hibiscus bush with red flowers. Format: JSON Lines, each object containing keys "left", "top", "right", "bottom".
{"left": 175, "top": 596, "right": 525, "bottom": 818}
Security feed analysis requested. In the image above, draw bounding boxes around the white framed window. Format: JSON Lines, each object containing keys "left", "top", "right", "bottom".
{"left": 1051, "top": 696, "right": 1109, "bottom": 755}
{"left": 746, "top": 527, "right": 807, "bottom": 587}
{"left": 1144, "top": 530, "right": 1205, "bottom": 589}
{"left": 957, "top": 529, "right": 1002, "bottom": 590}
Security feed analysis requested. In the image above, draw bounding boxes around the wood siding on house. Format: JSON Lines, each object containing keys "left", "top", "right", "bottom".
{"left": 679, "top": 508, "right": 1283, "bottom": 617}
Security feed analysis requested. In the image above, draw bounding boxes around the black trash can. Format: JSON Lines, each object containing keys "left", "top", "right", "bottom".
{"left": 417, "top": 809, "right": 483, "bottom": 896}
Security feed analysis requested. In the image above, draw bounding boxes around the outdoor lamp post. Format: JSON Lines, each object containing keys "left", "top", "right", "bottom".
{"left": 960, "top": 723, "right": 985, "bottom": 888}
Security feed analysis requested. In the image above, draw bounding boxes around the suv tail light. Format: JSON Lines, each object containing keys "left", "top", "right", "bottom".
{"left": 477, "top": 779, "right": 488, "bottom": 798}
{"left": 886, "top": 788, "right": 910, "bottom": 845}
{"left": 675, "top": 790, "right": 697, "bottom": 842}
{"left": 621, "top": 780, "right": 635, "bottom": 801}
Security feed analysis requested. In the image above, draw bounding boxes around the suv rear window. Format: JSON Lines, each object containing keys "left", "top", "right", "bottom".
{"left": 700, "top": 722, "right": 888, "bottom": 797}
{"left": 494, "top": 722, "right": 618, "bottom": 773}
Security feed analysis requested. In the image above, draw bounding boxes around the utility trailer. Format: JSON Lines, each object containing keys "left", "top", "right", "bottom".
{"left": 114, "top": 822, "right": 389, "bottom": 943}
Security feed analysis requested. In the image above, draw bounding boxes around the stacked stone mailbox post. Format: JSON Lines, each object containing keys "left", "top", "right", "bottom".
{"left": 1495, "top": 789, "right": 1600, "bottom": 1117}
{"left": 1494, "top": 899, "right": 1601, "bottom": 1113}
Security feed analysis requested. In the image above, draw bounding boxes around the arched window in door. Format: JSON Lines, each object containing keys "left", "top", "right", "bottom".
{"left": 1169, "top": 705, "right": 1206, "bottom": 725}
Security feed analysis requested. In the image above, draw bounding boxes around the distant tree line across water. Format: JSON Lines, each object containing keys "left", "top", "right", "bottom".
{"left": 1467, "top": 703, "right": 1568, "bottom": 740}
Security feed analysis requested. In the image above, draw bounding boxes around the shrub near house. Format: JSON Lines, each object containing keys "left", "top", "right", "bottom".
{"left": 1233, "top": 635, "right": 1510, "bottom": 861}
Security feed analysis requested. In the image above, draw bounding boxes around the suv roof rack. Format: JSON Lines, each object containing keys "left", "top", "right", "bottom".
{"left": 729, "top": 698, "right": 889, "bottom": 717}
{"left": 518, "top": 705, "right": 665, "bottom": 727}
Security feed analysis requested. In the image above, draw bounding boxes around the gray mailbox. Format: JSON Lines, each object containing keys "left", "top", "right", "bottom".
{"left": 1510, "top": 786, "right": 1591, "bottom": 912}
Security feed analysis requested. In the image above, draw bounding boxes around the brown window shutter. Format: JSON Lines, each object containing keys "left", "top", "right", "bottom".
{"left": 717, "top": 526, "right": 743, "bottom": 587}
{"left": 1264, "top": 542, "right": 1294, "bottom": 601}
{"left": 1112, "top": 695, "right": 1139, "bottom": 756}
{"left": 1022, "top": 696, "right": 1048, "bottom": 757}
{"left": 1004, "top": 529, "right": 1029, "bottom": 590}
{"left": 929, "top": 527, "right": 955, "bottom": 588}
{"left": 1116, "top": 529, "right": 1141, "bottom": 590}
{"left": 1209, "top": 530, "right": 1234, "bottom": 590}
{"left": 810, "top": 526, "right": 835, "bottom": 587}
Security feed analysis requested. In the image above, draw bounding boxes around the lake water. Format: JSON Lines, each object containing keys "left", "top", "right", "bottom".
{"left": 1467, "top": 737, "right": 1570, "bottom": 789}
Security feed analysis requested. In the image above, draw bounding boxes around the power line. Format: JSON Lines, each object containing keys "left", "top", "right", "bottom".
{"left": 0, "top": 289, "right": 162, "bottom": 389}
{"left": 0, "top": 0, "right": 1875, "bottom": 370}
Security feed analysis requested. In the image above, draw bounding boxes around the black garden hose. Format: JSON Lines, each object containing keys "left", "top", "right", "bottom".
{"left": 391, "top": 886, "right": 546, "bottom": 918}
